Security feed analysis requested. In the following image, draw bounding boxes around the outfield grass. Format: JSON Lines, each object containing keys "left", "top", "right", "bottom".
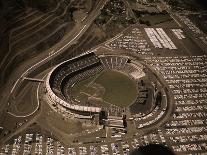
{"left": 71, "top": 70, "right": 138, "bottom": 108}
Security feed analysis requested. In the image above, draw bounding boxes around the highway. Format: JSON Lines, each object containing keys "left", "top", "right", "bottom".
{"left": 122, "top": 0, "right": 138, "bottom": 22}
{"left": 0, "top": 0, "right": 108, "bottom": 111}
{"left": 159, "top": 0, "right": 182, "bottom": 28}
{"left": 0, "top": 0, "right": 68, "bottom": 70}
{"left": 7, "top": 75, "right": 45, "bottom": 118}
{"left": 0, "top": 0, "right": 108, "bottom": 143}
{"left": 10, "top": 0, "right": 108, "bottom": 96}
{"left": 0, "top": 0, "right": 179, "bottom": 144}
{"left": 0, "top": 75, "right": 44, "bottom": 144}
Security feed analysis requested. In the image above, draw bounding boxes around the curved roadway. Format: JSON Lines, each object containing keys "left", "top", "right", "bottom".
{"left": 0, "top": 0, "right": 108, "bottom": 144}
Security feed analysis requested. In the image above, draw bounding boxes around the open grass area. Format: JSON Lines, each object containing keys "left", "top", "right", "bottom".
{"left": 140, "top": 14, "right": 172, "bottom": 26}
{"left": 71, "top": 70, "right": 138, "bottom": 108}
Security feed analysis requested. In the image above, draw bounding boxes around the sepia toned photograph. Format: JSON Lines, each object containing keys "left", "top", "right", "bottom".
{"left": 0, "top": 0, "right": 206, "bottom": 154}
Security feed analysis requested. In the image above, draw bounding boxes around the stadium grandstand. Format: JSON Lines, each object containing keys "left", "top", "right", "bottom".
{"left": 45, "top": 52, "right": 171, "bottom": 128}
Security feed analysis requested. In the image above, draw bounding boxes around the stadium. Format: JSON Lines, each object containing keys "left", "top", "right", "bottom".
{"left": 45, "top": 52, "right": 172, "bottom": 129}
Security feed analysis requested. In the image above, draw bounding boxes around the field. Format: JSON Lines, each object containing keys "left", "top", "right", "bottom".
{"left": 140, "top": 14, "right": 172, "bottom": 26}
{"left": 71, "top": 70, "right": 138, "bottom": 108}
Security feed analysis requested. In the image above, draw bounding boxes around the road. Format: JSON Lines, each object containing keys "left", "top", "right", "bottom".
{"left": 0, "top": 0, "right": 108, "bottom": 111}
{"left": 0, "top": 0, "right": 68, "bottom": 71}
{"left": 159, "top": 0, "right": 182, "bottom": 28}
{"left": 122, "top": 0, "right": 138, "bottom": 22}
{"left": 0, "top": 75, "right": 43, "bottom": 144}
{"left": 0, "top": 0, "right": 108, "bottom": 144}
{"left": 9, "top": 0, "right": 108, "bottom": 96}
